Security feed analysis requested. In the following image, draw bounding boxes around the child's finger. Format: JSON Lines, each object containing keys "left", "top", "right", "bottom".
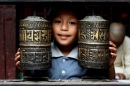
{"left": 17, "top": 48, "right": 20, "bottom": 52}
{"left": 15, "top": 51, "right": 20, "bottom": 57}
{"left": 16, "top": 61, "right": 22, "bottom": 71}
{"left": 15, "top": 55, "right": 20, "bottom": 62}
{"left": 110, "top": 53, "right": 117, "bottom": 58}
{"left": 109, "top": 47, "right": 117, "bottom": 54}
{"left": 16, "top": 61, "right": 20, "bottom": 67}
{"left": 109, "top": 41, "right": 116, "bottom": 48}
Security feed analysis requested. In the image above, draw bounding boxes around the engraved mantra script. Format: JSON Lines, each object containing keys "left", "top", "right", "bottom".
{"left": 79, "top": 29, "right": 108, "bottom": 41}
{"left": 21, "top": 52, "right": 50, "bottom": 63}
{"left": 78, "top": 48, "right": 109, "bottom": 61}
{"left": 19, "top": 29, "right": 51, "bottom": 42}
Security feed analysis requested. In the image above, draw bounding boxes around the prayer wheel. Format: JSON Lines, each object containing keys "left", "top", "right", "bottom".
{"left": 19, "top": 16, "right": 51, "bottom": 70}
{"left": 78, "top": 16, "right": 110, "bottom": 69}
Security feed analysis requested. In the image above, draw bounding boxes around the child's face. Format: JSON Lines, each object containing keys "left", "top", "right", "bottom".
{"left": 52, "top": 10, "right": 78, "bottom": 46}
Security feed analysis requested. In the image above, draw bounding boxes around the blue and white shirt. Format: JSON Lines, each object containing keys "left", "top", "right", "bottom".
{"left": 49, "top": 43, "right": 87, "bottom": 79}
{"left": 30, "top": 43, "right": 107, "bottom": 79}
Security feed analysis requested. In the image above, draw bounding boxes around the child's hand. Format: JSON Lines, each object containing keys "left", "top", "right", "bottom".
{"left": 109, "top": 41, "right": 117, "bottom": 66}
{"left": 116, "top": 73, "right": 126, "bottom": 80}
{"left": 15, "top": 48, "right": 22, "bottom": 71}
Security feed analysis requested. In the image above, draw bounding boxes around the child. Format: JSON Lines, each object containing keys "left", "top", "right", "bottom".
{"left": 15, "top": 4, "right": 117, "bottom": 80}
{"left": 110, "top": 22, "right": 130, "bottom": 80}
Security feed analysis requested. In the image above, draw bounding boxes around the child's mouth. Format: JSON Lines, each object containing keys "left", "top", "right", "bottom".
{"left": 58, "top": 34, "right": 70, "bottom": 40}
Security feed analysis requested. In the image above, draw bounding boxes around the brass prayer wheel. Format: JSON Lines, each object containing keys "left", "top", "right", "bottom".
{"left": 19, "top": 16, "right": 51, "bottom": 70}
{"left": 78, "top": 16, "right": 110, "bottom": 69}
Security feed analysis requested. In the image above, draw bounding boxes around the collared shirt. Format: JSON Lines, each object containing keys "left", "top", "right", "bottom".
{"left": 30, "top": 43, "right": 108, "bottom": 79}
{"left": 114, "top": 36, "right": 130, "bottom": 79}
{"left": 48, "top": 42, "right": 87, "bottom": 79}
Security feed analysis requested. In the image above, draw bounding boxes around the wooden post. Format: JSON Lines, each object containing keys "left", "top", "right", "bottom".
{"left": 4, "top": 5, "right": 16, "bottom": 79}
{"left": 0, "top": 5, "right": 5, "bottom": 79}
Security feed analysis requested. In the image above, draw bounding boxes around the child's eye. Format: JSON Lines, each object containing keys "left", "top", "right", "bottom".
{"left": 54, "top": 20, "right": 61, "bottom": 23}
{"left": 69, "top": 22, "right": 77, "bottom": 25}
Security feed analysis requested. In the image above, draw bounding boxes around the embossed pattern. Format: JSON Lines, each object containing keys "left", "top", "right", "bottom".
{"left": 19, "top": 16, "right": 51, "bottom": 70}
{"left": 78, "top": 16, "right": 110, "bottom": 69}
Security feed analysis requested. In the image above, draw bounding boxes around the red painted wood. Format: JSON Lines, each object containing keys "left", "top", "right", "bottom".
{"left": 4, "top": 5, "right": 16, "bottom": 79}
{"left": 0, "top": 5, "right": 5, "bottom": 79}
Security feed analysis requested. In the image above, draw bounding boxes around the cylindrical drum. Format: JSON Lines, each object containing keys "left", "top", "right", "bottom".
{"left": 78, "top": 16, "right": 110, "bottom": 69}
{"left": 19, "top": 16, "right": 51, "bottom": 70}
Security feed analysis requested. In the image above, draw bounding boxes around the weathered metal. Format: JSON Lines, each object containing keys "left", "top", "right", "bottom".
{"left": 19, "top": 16, "right": 51, "bottom": 70}
{"left": 78, "top": 16, "right": 110, "bottom": 69}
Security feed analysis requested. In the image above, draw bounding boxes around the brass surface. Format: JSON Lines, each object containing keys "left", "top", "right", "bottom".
{"left": 78, "top": 16, "right": 110, "bottom": 69}
{"left": 19, "top": 16, "right": 51, "bottom": 70}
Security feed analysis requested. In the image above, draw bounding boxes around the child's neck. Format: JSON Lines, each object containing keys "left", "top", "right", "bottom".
{"left": 59, "top": 45, "right": 73, "bottom": 56}
{"left": 54, "top": 42, "right": 77, "bottom": 56}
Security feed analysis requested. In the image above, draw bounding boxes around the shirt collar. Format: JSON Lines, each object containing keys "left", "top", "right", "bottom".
{"left": 51, "top": 42, "right": 78, "bottom": 59}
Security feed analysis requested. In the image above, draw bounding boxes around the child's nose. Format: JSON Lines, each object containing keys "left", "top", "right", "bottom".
{"left": 60, "top": 23, "right": 68, "bottom": 31}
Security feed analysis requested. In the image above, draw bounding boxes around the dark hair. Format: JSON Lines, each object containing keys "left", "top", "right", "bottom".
{"left": 46, "top": 3, "right": 86, "bottom": 21}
